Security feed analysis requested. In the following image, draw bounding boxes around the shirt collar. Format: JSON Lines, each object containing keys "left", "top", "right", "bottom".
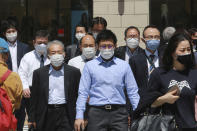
{"left": 145, "top": 49, "right": 158, "bottom": 57}
{"left": 126, "top": 46, "right": 138, "bottom": 56}
{"left": 81, "top": 55, "right": 97, "bottom": 62}
{"left": 49, "top": 65, "right": 64, "bottom": 75}
{"left": 34, "top": 50, "right": 47, "bottom": 59}
{"left": 97, "top": 55, "right": 117, "bottom": 65}
{"left": 8, "top": 41, "right": 17, "bottom": 47}
{"left": 81, "top": 55, "right": 86, "bottom": 62}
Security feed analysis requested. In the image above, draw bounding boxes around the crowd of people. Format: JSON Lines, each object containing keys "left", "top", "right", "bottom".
{"left": 0, "top": 16, "right": 197, "bottom": 131}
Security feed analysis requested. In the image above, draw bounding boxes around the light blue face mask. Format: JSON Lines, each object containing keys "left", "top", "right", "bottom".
{"left": 146, "top": 40, "right": 160, "bottom": 51}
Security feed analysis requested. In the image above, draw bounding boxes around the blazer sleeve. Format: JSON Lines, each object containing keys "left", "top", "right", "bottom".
{"left": 74, "top": 69, "right": 81, "bottom": 102}
{"left": 29, "top": 69, "right": 39, "bottom": 122}
{"left": 134, "top": 68, "right": 163, "bottom": 118}
{"left": 129, "top": 56, "right": 137, "bottom": 79}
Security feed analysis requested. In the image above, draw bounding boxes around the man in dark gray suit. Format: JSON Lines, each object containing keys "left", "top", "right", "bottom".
{"left": 29, "top": 40, "right": 81, "bottom": 131}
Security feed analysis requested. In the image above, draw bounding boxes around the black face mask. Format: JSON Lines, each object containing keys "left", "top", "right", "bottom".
{"left": 193, "top": 39, "right": 197, "bottom": 46}
{"left": 177, "top": 54, "right": 193, "bottom": 68}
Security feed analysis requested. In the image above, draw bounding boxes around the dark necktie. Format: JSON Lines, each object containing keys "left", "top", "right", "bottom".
{"left": 40, "top": 55, "right": 44, "bottom": 67}
{"left": 149, "top": 54, "right": 155, "bottom": 75}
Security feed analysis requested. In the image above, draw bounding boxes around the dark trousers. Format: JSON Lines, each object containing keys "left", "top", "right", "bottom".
{"left": 14, "top": 97, "right": 30, "bottom": 131}
{"left": 43, "top": 107, "right": 72, "bottom": 131}
{"left": 87, "top": 106, "right": 128, "bottom": 131}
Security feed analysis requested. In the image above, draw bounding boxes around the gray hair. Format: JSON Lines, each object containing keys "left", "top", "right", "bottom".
{"left": 163, "top": 27, "right": 176, "bottom": 41}
{"left": 47, "top": 40, "right": 65, "bottom": 53}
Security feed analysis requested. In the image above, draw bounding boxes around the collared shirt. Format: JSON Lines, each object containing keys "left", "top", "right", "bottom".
{"left": 48, "top": 65, "right": 66, "bottom": 104}
{"left": 8, "top": 41, "right": 18, "bottom": 72}
{"left": 76, "top": 56, "right": 140, "bottom": 119}
{"left": 145, "top": 49, "right": 159, "bottom": 74}
{"left": 0, "top": 61, "right": 22, "bottom": 112}
{"left": 68, "top": 55, "right": 96, "bottom": 73}
{"left": 18, "top": 50, "right": 50, "bottom": 89}
{"left": 125, "top": 46, "right": 139, "bottom": 62}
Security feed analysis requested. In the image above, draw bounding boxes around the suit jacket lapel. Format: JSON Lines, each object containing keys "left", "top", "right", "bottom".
{"left": 6, "top": 51, "right": 12, "bottom": 70}
{"left": 64, "top": 64, "right": 70, "bottom": 101}
{"left": 17, "top": 41, "right": 23, "bottom": 67}
{"left": 43, "top": 65, "right": 50, "bottom": 104}
{"left": 142, "top": 53, "right": 149, "bottom": 82}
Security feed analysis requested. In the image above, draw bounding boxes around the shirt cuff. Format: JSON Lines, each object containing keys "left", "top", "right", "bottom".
{"left": 23, "top": 85, "right": 30, "bottom": 90}
{"left": 76, "top": 110, "right": 84, "bottom": 119}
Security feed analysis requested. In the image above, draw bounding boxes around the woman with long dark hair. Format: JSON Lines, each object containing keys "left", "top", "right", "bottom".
{"left": 136, "top": 32, "right": 197, "bottom": 131}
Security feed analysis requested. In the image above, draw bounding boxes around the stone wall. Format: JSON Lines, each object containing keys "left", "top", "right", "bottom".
{"left": 93, "top": 0, "right": 149, "bottom": 47}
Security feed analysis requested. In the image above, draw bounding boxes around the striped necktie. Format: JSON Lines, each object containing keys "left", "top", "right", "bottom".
{"left": 149, "top": 54, "right": 155, "bottom": 75}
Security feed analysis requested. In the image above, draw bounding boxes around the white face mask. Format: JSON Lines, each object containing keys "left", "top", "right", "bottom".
{"left": 126, "top": 38, "right": 139, "bottom": 49}
{"left": 49, "top": 54, "right": 64, "bottom": 67}
{"left": 82, "top": 47, "right": 96, "bottom": 60}
{"left": 100, "top": 48, "right": 114, "bottom": 60}
{"left": 6, "top": 32, "right": 17, "bottom": 42}
{"left": 75, "top": 33, "right": 85, "bottom": 41}
{"left": 34, "top": 43, "right": 47, "bottom": 55}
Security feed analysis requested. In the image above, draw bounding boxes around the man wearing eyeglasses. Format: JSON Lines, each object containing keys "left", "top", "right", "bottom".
{"left": 129, "top": 25, "right": 161, "bottom": 98}
{"left": 74, "top": 29, "right": 140, "bottom": 131}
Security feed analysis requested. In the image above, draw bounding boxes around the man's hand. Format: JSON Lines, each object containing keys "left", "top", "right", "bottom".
{"left": 128, "top": 116, "right": 131, "bottom": 126}
{"left": 23, "top": 88, "right": 31, "bottom": 98}
{"left": 28, "top": 122, "right": 36, "bottom": 129}
{"left": 74, "top": 119, "right": 85, "bottom": 131}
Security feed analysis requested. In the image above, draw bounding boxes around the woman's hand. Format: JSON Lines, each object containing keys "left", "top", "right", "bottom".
{"left": 151, "top": 90, "right": 180, "bottom": 108}
{"left": 162, "top": 90, "right": 180, "bottom": 104}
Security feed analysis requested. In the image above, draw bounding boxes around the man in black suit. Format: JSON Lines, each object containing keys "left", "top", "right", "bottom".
{"left": 115, "top": 26, "right": 144, "bottom": 62}
{"left": 129, "top": 25, "right": 161, "bottom": 96}
{"left": 1, "top": 19, "right": 30, "bottom": 71}
{"left": 1, "top": 19, "right": 31, "bottom": 131}
{"left": 29, "top": 40, "right": 81, "bottom": 131}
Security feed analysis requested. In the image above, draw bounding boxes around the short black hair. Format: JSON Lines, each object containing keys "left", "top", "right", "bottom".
{"left": 1, "top": 19, "right": 19, "bottom": 34}
{"left": 79, "top": 32, "right": 95, "bottom": 45}
{"left": 34, "top": 30, "right": 50, "bottom": 40}
{"left": 188, "top": 28, "right": 197, "bottom": 36}
{"left": 142, "top": 25, "right": 160, "bottom": 38}
{"left": 75, "top": 23, "right": 88, "bottom": 33}
{"left": 124, "top": 26, "right": 140, "bottom": 38}
{"left": 162, "top": 32, "right": 195, "bottom": 71}
{"left": 91, "top": 17, "right": 107, "bottom": 28}
{"left": 96, "top": 29, "right": 117, "bottom": 46}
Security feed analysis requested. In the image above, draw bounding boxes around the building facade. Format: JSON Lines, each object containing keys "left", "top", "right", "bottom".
{"left": 0, "top": 0, "right": 196, "bottom": 47}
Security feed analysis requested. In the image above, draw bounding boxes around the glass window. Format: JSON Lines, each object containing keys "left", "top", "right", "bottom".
{"left": 150, "top": 0, "right": 197, "bottom": 30}
{"left": 0, "top": 0, "right": 93, "bottom": 46}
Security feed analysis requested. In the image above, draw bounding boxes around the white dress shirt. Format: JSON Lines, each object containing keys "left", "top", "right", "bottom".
{"left": 68, "top": 55, "right": 96, "bottom": 73}
{"left": 48, "top": 65, "right": 66, "bottom": 104}
{"left": 8, "top": 41, "right": 18, "bottom": 72}
{"left": 145, "top": 49, "right": 159, "bottom": 74}
{"left": 18, "top": 50, "right": 50, "bottom": 89}
{"left": 68, "top": 55, "right": 86, "bottom": 73}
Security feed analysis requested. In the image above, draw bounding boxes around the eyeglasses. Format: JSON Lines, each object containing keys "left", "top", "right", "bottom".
{"left": 145, "top": 35, "right": 160, "bottom": 40}
{"left": 99, "top": 44, "right": 114, "bottom": 49}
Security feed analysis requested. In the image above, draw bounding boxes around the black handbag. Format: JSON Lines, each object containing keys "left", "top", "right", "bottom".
{"left": 130, "top": 109, "right": 178, "bottom": 131}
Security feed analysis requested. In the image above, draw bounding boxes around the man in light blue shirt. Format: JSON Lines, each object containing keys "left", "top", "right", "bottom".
{"left": 74, "top": 30, "right": 140, "bottom": 131}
